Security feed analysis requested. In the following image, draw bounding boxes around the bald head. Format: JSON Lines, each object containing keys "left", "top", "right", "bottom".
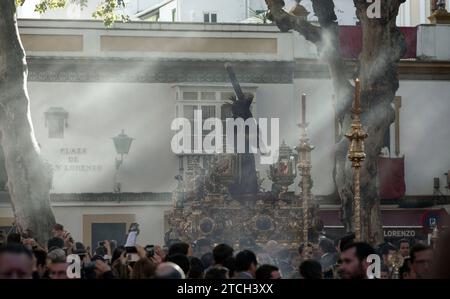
{"left": 155, "top": 262, "right": 185, "bottom": 279}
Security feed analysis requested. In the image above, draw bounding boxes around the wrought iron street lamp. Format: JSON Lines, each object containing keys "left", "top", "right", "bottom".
{"left": 113, "top": 129, "right": 134, "bottom": 169}
{"left": 112, "top": 129, "right": 134, "bottom": 192}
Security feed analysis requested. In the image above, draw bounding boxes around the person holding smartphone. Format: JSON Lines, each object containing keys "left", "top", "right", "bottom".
{"left": 51, "top": 224, "right": 74, "bottom": 253}
{"left": 124, "top": 223, "right": 140, "bottom": 264}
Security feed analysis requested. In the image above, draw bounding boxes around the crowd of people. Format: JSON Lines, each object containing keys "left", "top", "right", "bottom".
{"left": 0, "top": 223, "right": 449, "bottom": 279}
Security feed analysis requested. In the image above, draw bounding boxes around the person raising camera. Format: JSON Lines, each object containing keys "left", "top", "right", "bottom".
{"left": 51, "top": 224, "right": 74, "bottom": 253}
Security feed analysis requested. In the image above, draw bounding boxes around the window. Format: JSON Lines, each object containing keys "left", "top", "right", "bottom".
{"left": 174, "top": 86, "right": 257, "bottom": 167}
{"left": 172, "top": 8, "right": 176, "bottom": 22}
{"left": 183, "top": 92, "right": 198, "bottom": 100}
{"left": 182, "top": 104, "right": 217, "bottom": 147}
{"left": 220, "top": 103, "right": 233, "bottom": 146}
{"left": 211, "top": 13, "right": 217, "bottom": 23}
{"left": 44, "top": 107, "right": 68, "bottom": 139}
{"left": 183, "top": 105, "right": 196, "bottom": 146}
{"left": 203, "top": 12, "right": 218, "bottom": 23}
{"left": 175, "top": 87, "right": 257, "bottom": 132}
{"left": 48, "top": 118, "right": 65, "bottom": 138}
{"left": 202, "top": 105, "right": 216, "bottom": 138}
{"left": 203, "top": 12, "right": 210, "bottom": 23}
{"left": 201, "top": 92, "right": 216, "bottom": 101}
{"left": 221, "top": 92, "right": 235, "bottom": 102}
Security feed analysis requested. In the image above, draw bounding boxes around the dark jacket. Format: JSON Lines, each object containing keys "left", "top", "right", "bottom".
{"left": 319, "top": 252, "right": 339, "bottom": 278}
{"left": 234, "top": 271, "right": 254, "bottom": 279}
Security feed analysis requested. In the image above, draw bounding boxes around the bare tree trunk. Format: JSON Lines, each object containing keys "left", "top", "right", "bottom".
{"left": 351, "top": 0, "right": 406, "bottom": 244}
{"left": 267, "top": 0, "right": 405, "bottom": 244}
{"left": 0, "top": 0, "right": 55, "bottom": 245}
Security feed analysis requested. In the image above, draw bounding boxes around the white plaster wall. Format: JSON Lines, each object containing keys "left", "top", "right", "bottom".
{"left": 27, "top": 78, "right": 336, "bottom": 197}
{"left": 435, "top": 25, "right": 450, "bottom": 61}
{"left": 52, "top": 203, "right": 172, "bottom": 246}
{"left": 417, "top": 25, "right": 437, "bottom": 59}
{"left": 254, "top": 80, "right": 336, "bottom": 196}
{"left": 293, "top": 31, "right": 319, "bottom": 59}
{"left": 252, "top": 84, "right": 296, "bottom": 192}
{"left": 26, "top": 78, "right": 450, "bottom": 197}
{"left": 159, "top": 0, "right": 178, "bottom": 21}
{"left": 124, "top": 0, "right": 162, "bottom": 15}
{"left": 331, "top": 0, "right": 358, "bottom": 25}
{"left": 0, "top": 203, "right": 172, "bottom": 246}
{"left": 417, "top": 25, "right": 450, "bottom": 60}
{"left": 17, "top": 0, "right": 41, "bottom": 19}
{"left": 176, "top": 0, "right": 245, "bottom": 23}
{"left": 248, "top": 0, "right": 269, "bottom": 13}
{"left": 27, "top": 79, "right": 334, "bottom": 196}
{"left": 28, "top": 82, "right": 178, "bottom": 194}
{"left": 39, "top": 0, "right": 103, "bottom": 19}
{"left": 286, "top": 78, "right": 450, "bottom": 197}
{"left": 292, "top": 78, "right": 336, "bottom": 196}
{"left": 0, "top": 207, "right": 14, "bottom": 219}
{"left": 398, "top": 0, "right": 411, "bottom": 27}
{"left": 155, "top": 0, "right": 270, "bottom": 23}
{"left": 20, "top": 24, "right": 290, "bottom": 62}
{"left": 392, "top": 80, "right": 450, "bottom": 196}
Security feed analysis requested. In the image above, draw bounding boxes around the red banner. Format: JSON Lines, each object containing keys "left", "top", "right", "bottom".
{"left": 339, "top": 26, "right": 417, "bottom": 59}
{"left": 378, "top": 157, "right": 406, "bottom": 200}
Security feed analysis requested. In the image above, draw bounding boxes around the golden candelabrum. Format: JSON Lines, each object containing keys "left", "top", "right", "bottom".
{"left": 345, "top": 79, "right": 368, "bottom": 242}
{"left": 296, "top": 93, "right": 315, "bottom": 243}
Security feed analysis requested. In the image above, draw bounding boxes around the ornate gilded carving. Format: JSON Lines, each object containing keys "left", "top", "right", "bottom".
{"left": 345, "top": 79, "right": 368, "bottom": 241}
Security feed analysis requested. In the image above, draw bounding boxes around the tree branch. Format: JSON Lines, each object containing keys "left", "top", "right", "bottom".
{"left": 311, "top": 0, "right": 337, "bottom": 27}
{"left": 266, "top": 0, "right": 322, "bottom": 45}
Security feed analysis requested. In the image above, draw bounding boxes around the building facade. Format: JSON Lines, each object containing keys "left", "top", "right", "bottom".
{"left": 18, "top": 0, "right": 450, "bottom": 26}
{"left": 0, "top": 18, "right": 449, "bottom": 247}
{"left": 398, "top": 0, "right": 450, "bottom": 26}
{"left": 134, "top": 0, "right": 358, "bottom": 24}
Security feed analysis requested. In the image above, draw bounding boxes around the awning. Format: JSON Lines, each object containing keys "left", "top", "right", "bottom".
{"left": 319, "top": 208, "right": 448, "bottom": 228}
